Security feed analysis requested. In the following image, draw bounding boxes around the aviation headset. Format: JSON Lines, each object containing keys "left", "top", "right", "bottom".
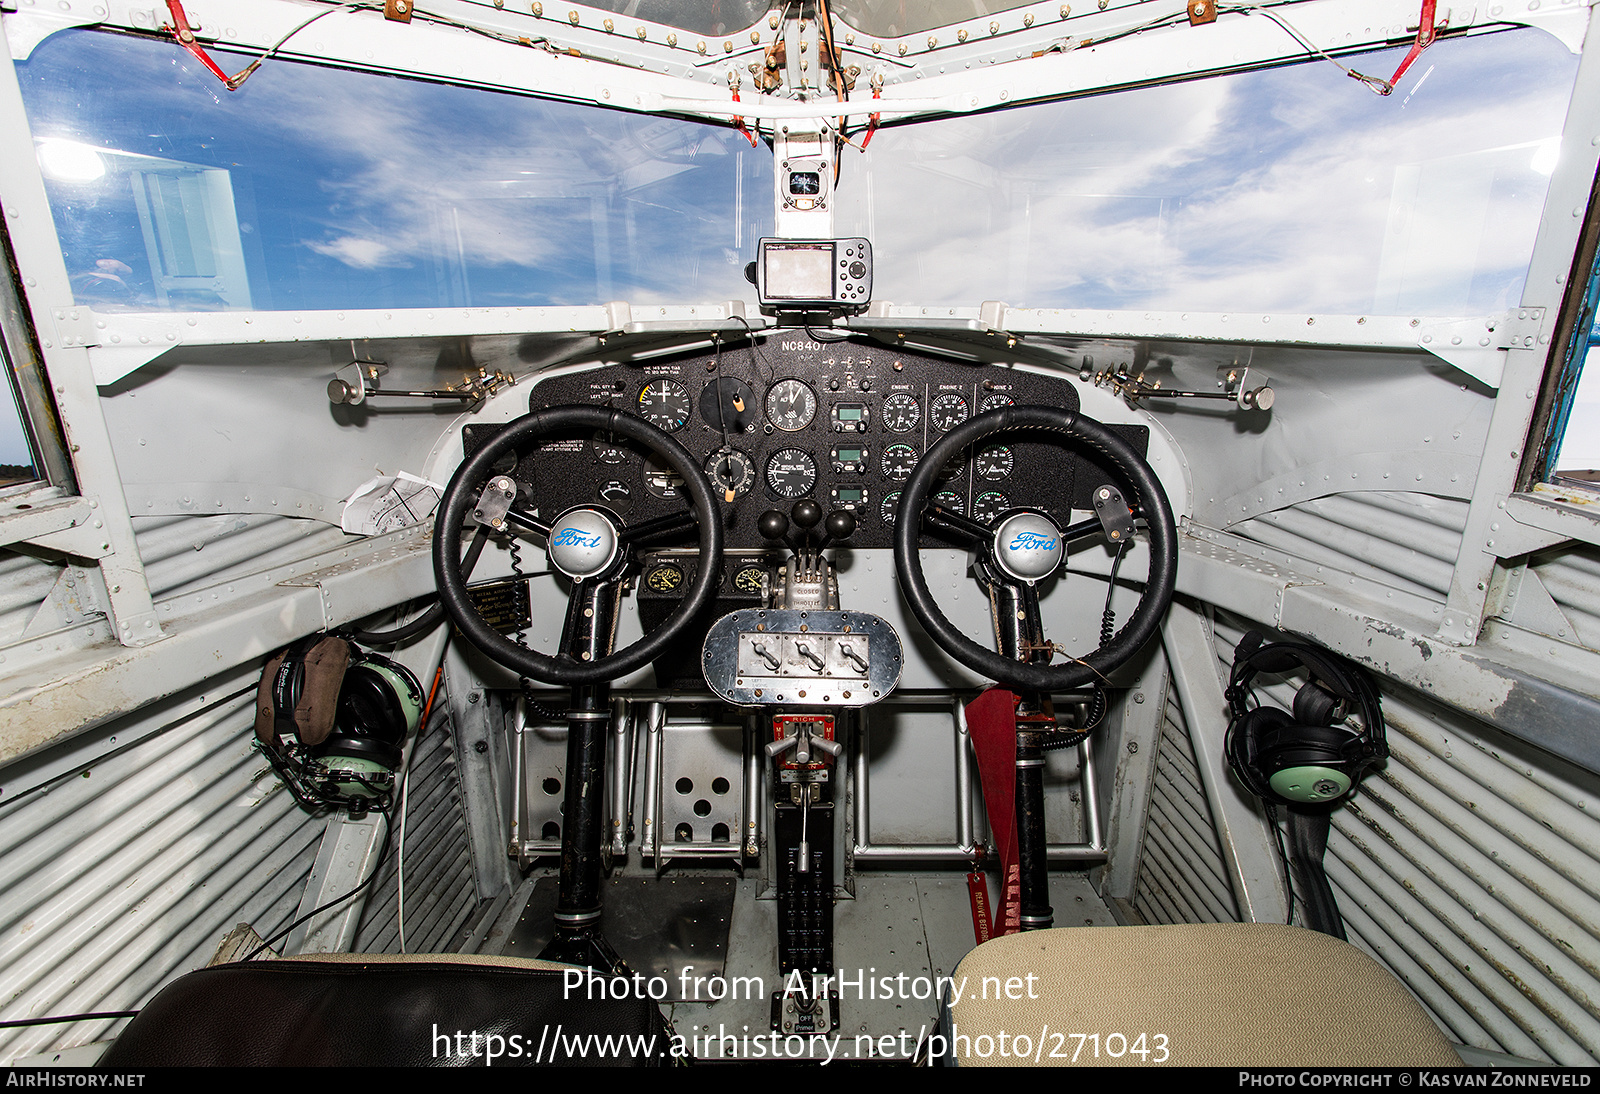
{"left": 260, "top": 634, "right": 424, "bottom": 811}
{"left": 1223, "top": 632, "right": 1387, "bottom": 806}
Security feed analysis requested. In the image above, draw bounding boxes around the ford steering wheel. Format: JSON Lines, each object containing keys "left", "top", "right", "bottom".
{"left": 892, "top": 404, "right": 1177, "bottom": 692}
{"left": 433, "top": 404, "right": 723, "bottom": 686}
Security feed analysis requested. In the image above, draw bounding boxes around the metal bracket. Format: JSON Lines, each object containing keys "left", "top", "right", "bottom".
{"left": 1415, "top": 312, "right": 1532, "bottom": 390}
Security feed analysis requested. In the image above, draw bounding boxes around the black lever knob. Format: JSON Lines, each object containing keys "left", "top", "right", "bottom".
{"left": 791, "top": 499, "right": 823, "bottom": 529}
{"left": 757, "top": 509, "right": 790, "bottom": 541}
{"left": 825, "top": 509, "right": 856, "bottom": 542}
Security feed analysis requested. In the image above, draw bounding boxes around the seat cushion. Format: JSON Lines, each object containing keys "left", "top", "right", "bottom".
{"left": 100, "top": 955, "right": 670, "bottom": 1067}
{"left": 947, "top": 922, "right": 1462, "bottom": 1067}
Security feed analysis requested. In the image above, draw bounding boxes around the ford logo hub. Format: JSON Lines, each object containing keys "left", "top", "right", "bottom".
{"left": 992, "top": 511, "right": 1065, "bottom": 583}
{"left": 547, "top": 507, "right": 620, "bottom": 580}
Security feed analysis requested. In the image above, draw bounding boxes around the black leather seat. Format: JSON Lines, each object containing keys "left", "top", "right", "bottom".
{"left": 100, "top": 954, "right": 669, "bottom": 1067}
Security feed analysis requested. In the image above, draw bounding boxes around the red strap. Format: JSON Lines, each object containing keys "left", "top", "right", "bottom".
{"left": 966, "top": 687, "right": 1022, "bottom": 937}
{"left": 1383, "top": 0, "right": 1438, "bottom": 93}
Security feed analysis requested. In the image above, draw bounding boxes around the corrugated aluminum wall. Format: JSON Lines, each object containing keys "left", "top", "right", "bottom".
{"left": 0, "top": 666, "right": 325, "bottom": 1062}
{"left": 134, "top": 514, "right": 357, "bottom": 602}
{"left": 352, "top": 713, "right": 483, "bottom": 955}
{"left": 1231, "top": 491, "right": 1468, "bottom": 602}
{"left": 1132, "top": 686, "right": 1243, "bottom": 926}
{"left": 1531, "top": 542, "right": 1600, "bottom": 652}
{"left": 0, "top": 548, "right": 64, "bottom": 643}
{"left": 1210, "top": 613, "right": 1600, "bottom": 1066}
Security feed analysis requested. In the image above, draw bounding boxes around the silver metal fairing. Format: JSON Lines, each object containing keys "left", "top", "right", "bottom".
{"left": 702, "top": 609, "right": 902, "bottom": 707}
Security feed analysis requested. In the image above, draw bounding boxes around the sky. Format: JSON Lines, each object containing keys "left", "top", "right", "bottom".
{"left": 1, "top": 22, "right": 1586, "bottom": 469}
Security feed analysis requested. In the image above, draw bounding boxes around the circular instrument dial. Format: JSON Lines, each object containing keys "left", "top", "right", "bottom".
{"left": 881, "top": 393, "right": 921, "bottom": 433}
{"left": 765, "top": 449, "right": 818, "bottom": 499}
{"left": 973, "top": 491, "right": 1010, "bottom": 524}
{"left": 644, "top": 563, "right": 684, "bottom": 593}
{"left": 881, "top": 443, "right": 918, "bottom": 482}
{"left": 704, "top": 448, "right": 755, "bottom": 500}
{"left": 636, "top": 379, "right": 690, "bottom": 432}
{"left": 765, "top": 379, "right": 818, "bottom": 431}
{"left": 880, "top": 491, "right": 901, "bottom": 525}
{"left": 932, "top": 489, "right": 966, "bottom": 516}
{"left": 930, "top": 393, "right": 970, "bottom": 432}
{"left": 975, "top": 445, "right": 1014, "bottom": 480}
{"left": 733, "top": 565, "right": 767, "bottom": 594}
{"left": 642, "top": 454, "right": 685, "bottom": 499}
{"left": 700, "top": 377, "right": 757, "bottom": 433}
{"left": 980, "top": 392, "right": 1015, "bottom": 413}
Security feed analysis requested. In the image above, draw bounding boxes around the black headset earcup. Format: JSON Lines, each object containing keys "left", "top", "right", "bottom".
{"left": 1292, "top": 680, "right": 1343, "bottom": 727}
{"left": 1256, "top": 722, "right": 1359, "bottom": 805}
{"left": 1227, "top": 706, "right": 1294, "bottom": 800}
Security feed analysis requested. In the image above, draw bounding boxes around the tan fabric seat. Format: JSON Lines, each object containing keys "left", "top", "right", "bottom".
{"left": 948, "top": 922, "right": 1462, "bottom": 1067}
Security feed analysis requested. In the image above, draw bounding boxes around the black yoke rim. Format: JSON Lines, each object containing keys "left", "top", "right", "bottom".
{"left": 433, "top": 405, "right": 724, "bottom": 685}
{"left": 892, "top": 404, "right": 1178, "bottom": 691}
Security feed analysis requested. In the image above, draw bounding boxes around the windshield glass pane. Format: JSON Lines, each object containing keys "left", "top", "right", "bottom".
{"left": 833, "top": 0, "right": 1038, "bottom": 38}
{"left": 834, "top": 28, "right": 1577, "bottom": 316}
{"left": 17, "top": 30, "right": 770, "bottom": 312}
{"left": 581, "top": 0, "right": 770, "bottom": 35}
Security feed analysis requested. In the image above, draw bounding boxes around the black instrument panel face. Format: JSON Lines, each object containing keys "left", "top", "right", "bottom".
{"left": 466, "top": 337, "right": 1148, "bottom": 550}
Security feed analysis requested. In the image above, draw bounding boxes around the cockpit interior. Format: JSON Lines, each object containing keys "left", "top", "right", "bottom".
{"left": 1, "top": 0, "right": 1599, "bottom": 1070}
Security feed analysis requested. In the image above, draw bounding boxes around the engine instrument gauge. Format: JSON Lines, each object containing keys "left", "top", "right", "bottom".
{"left": 973, "top": 491, "right": 1010, "bottom": 524}
{"left": 765, "top": 379, "right": 818, "bottom": 432}
{"left": 882, "top": 393, "right": 921, "bottom": 433}
{"left": 930, "top": 393, "right": 970, "bottom": 432}
{"left": 765, "top": 449, "right": 818, "bottom": 499}
{"left": 880, "top": 492, "right": 901, "bottom": 525}
{"left": 975, "top": 445, "right": 1014, "bottom": 480}
{"left": 932, "top": 489, "right": 966, "bottom": 516}
{"left": 881, "top": 443, "right": 918, "bottom": 481}
{"left": 636, "top": 379, "right": 690, "bottom": 432}
{"left": 645, "top": 563, "right": 685, "bottom": 593}
{"left": 733, "top": 565, "right": 767, "bottom": 594}
{"left": 704, "top": 448, "right": 755, "bottom": 500}
{"left": 980, "top": 392, "right": 1015, "bottom": 413}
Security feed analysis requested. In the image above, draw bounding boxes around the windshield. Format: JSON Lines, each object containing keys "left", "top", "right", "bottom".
{"left": 17, "top": 30, "right": 771, "bottom": 313}
{"left": 833, "top": 28, "right": 1577, "bottom": 316}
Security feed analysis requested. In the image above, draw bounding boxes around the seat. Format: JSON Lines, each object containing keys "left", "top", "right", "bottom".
{"left": 99, "top": 953, "right": 669, "bottom": 1067}
{"left": 944, "top": 922, "right": 1462, "bottom": 1067}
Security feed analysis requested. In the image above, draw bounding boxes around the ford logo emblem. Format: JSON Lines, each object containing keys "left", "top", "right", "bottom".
{"left": 1007, "top": 531, "right": 1058, "bottom": 552}
{"left": 553, "top": 527, "right": 603, "bottom": 549}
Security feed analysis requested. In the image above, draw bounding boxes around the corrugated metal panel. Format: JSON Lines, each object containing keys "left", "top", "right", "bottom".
{"left": 351, "top": 714, "right": 481, "bottom": 955}
{"left": 1132, "top": 690, "right": 1242, "bottom": 926}
{"left": 133, "top": 514, "right": 358, "bottom": 603}
{"left": 0, "top": 548, "right": 65, "bottom": 643}
{"left": 1211, "top": 615, "right": 1600, "bottom": 1065}
{"left": 1231, "top": 491, "right": 1468, "bottom": 602}
{"left": 0, "top": 666, "right": 325, "bottom": 1062}
{"left": 1529, "top": 543, "right": 1600, "bottom": 652}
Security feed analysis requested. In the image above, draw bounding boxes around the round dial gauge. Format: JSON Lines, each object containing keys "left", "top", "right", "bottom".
{"left": 700, "top": 377, "right": 758, "bottom": 433}
{"left": 975, "top": 445, "right": 1014, "bottom": 480}
{"left": 645, "top": 563, "right": 684, "bottom": 593}
{"left": 930, "top": 393, "right": 970, "bottom": 432}
{"left": 765, "top": 449, "right": 818, "bottom": 499}
{"left": 733, "top": 565, "right": 767, "bottom": 594}
{"left": 881, "top": 443, "right": 918, "bottom": 481}
{"left": 932, "top": 489, "right": 966, "bottom": 516}
{"left": 980, "top": 391, "right": 1015, "bottom": 413}
{"left": 973, "top": 491, "right": 1011, "bottom": 524}
{"left": 642, "top": 454, "right": 685, "bottom": 499}
{"left": 636, "top": 379, "right": 690, "bottom": 432}
{"left": 880, "top": 491, "right": 901, "bottom": 525}
{"left": 882, "top": 393, "right": 922, "bottom": 433}
{"left": 765, "top": 379, "right": 818, "bottom": 432}
{"left": 592, "top": 431, "right": 630, "bottom": 464}
{"left": 704, "top": 448, "right": 755, "bottom": 500}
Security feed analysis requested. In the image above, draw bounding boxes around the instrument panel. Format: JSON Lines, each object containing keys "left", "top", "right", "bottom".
{"left": 463, "top": 336, "right": 1148, "bottom": 551}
